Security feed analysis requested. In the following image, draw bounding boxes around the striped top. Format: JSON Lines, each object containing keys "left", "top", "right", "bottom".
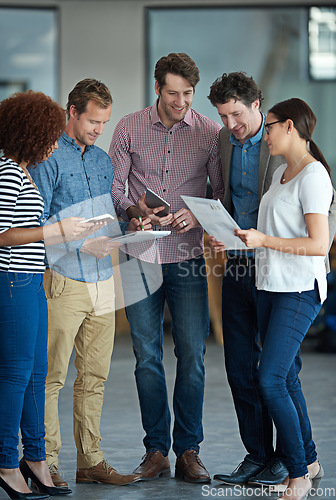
{"left": 0, "top": 157, "right": 45, "bottom": 273}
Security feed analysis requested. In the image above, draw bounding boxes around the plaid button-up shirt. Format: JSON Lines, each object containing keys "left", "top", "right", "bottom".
{"left": 109, "top": 101, "right": 224, "bottom": 263}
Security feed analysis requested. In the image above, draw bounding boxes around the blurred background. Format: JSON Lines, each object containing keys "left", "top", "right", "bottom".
{"left": 1, "top": 0, "right": 336, "bottom": 348}
{"left": 1, "top": 0, "right": 335, "bottom": 177}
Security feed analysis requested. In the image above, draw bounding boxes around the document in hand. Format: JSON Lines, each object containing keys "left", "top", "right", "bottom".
{"left": 108, "top": 230, "right": 171, "bottom": 245}
{"left": 181, "top": 196, "right": 247, "bottom": 250}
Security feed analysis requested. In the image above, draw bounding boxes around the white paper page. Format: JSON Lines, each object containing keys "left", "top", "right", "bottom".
{"left": 108, "top": 230, "right": 171, "bottom": 244}
{"left": 181, "top": 196, "right": 247, "bottom": 250}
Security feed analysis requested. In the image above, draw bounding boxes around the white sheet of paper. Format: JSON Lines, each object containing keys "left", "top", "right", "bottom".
{"left": 181, "top": 196, "right": 247, "bottom": 250}
{"left": 108, "top": 230, "right": 171, "bottom": 245}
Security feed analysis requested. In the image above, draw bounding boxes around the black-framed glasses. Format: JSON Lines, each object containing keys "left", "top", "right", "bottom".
{"left": 264, "top": 120, "right": 285, "bottom": 134}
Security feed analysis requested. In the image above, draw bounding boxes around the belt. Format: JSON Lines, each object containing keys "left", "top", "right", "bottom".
{"left": 227, "top": 255, "right": 255, "bottom": 266}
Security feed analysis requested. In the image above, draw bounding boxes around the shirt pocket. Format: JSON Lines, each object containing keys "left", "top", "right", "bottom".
{"left": 59, "top": 172, "right": 88, "bottom": 204}
{"left": 97, "top": 173, "right": 112, "bottom": 194}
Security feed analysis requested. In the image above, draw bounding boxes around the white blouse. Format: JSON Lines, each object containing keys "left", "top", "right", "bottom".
{"left": 256, "top": 161, "right": 333, "bottom": 302}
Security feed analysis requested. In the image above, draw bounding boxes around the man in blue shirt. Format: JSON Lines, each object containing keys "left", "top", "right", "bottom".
{"left": 207, "top": 72, "right": 287, "bottom": 487}
{"left": 31, "top": 79, "right": 142, "bottom": 488}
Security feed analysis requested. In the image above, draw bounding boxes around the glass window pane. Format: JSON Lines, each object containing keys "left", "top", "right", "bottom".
{"left": 0, "top": 7, "right": 58, "bottom": 100}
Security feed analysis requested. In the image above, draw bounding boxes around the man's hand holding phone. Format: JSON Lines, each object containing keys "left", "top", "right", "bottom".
{"left": 127, "top": 191, "right": 173, "bottom": 226}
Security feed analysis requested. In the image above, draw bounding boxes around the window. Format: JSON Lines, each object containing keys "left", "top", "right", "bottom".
{"left": 0, "top": 7, "right": 58, "bottom": 101}
{"left": 309, "top": 7, "right": 336, "bottom": 80}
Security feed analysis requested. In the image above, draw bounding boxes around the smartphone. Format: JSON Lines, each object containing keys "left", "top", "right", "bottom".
{"left": 80, "top": 214, "right": 115, "bottom": 224}
{"left": 145, "top": 188, "right": 170, "bottom": 217}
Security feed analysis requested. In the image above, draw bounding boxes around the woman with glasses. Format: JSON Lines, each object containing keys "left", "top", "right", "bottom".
{"left": 235, "top": 97, "right": 333, "bottom": 500}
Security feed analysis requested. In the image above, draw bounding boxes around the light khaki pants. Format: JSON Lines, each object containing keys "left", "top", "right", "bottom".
{"left": 43, "top": 269, "right": 115, "bottom": 468}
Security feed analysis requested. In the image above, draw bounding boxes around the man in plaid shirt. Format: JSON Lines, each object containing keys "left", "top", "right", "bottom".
{"left": 109, "top": 53, "right": 224, "bottom": 484}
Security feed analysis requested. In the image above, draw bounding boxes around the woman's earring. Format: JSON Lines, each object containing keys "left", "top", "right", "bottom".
{"left": 287, "top": 131, "right": 291, "bottom": 134}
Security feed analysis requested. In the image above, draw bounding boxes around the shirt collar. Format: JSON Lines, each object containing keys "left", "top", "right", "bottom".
{"left": 150, "top": 99, "right": 192, "bottom": 128}
{"left": 61, "top": 132, "right": 94, "bottom": 152}
{"left": 230, "top": 112, "right": 265, "bottom": 147}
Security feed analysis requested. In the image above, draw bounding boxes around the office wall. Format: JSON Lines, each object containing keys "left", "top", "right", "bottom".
{"left": 1, "top": 0, "right": 335, "bottom": 156}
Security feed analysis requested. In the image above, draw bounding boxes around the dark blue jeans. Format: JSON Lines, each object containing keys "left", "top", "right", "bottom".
{"left": 125, "top": 256, "right": 209, "bottom": 457}
{"left": 221, "top": 260, "right": 274, "bottom": 465}
{"left": 0, "top": 272, "right": 48, "bottom": 468}
{"left": 257, "top": 284, "right": 321, "bottom": 478}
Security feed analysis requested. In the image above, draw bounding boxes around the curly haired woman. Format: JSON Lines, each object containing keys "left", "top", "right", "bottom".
{"left": 0, "top": 91, "right": 96, "bottom": 499}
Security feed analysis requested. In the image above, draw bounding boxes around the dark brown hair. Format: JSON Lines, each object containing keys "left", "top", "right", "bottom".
{"left": 269, "top": 97, "right": 331, "bottom": 178}
{"left": 208, "top": 71, "right": 263, "bottom": 108}
{"left": 154, "top": 53, "right": 200, "bottom": 91}
{"left": 66, "top": 78, "right": 112, "bottom": 119}
{"left": 0, "top": 90, "right": 66, "bottom": 167}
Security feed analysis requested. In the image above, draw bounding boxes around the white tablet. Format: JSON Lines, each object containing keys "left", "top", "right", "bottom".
{"left": 80, "top": 214, "right": 115, "bottom": 224}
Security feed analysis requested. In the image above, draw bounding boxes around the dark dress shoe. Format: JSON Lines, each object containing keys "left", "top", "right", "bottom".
{"left": 47, "top": 465, "right": 68, "bottom": 488}
{"left": 175, "top": 450, "right": 210, "bottom": 484}
{"left": 248, "top": 458, "right": 288, "bottom": 486}
{"left": 76, "top": 459, "right": 140, "bottom": 485}
{"left": 213, "top": 460, "right": 264, "bottom": 485}
{"left": 133, "top": 451, "right": 170, "bottom": 480}
{"left": 0, "top": 476, "right": 49, "bottom": 500}
{"left": 19, "top": 459, "right": 72, "bottom": 496}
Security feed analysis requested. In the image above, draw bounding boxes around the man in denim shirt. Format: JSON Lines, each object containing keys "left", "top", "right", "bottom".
{"left": 31, "top": 79, "right": 142, "bottom": 488}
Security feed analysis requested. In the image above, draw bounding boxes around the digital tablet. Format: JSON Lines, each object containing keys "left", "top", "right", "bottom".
{"left": 145, "top": 188, "right": 170, "bottom": 217}
{"left": 80, "top": 214, "right": 115, "bottom": 224}
{"left": 108, "top": 230, "right": 171, "bottom": 244}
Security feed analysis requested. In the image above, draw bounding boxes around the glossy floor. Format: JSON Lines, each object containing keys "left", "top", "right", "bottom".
{"left": 5, "top": 334, "right": 335, "bottom": 500}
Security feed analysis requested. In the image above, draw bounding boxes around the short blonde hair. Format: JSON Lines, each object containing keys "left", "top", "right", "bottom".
{"left": 66, "top": 78, "right": 112, "bottom": 119}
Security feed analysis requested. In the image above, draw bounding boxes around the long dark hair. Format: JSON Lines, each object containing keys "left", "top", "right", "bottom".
{"left": 269, "top": 98, "right": 331, "bottom": 178}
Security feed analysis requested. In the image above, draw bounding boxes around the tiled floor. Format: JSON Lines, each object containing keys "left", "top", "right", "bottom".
{"left": 4, "top": 333, "right": 335, "bottom": 500}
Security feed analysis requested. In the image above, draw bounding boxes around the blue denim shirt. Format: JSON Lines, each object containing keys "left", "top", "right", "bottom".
{"left": 228, "top": 114, "right": 265, "bottom": 258}
{"left": 30, "top": 133, "right": 126, "bottom": 282}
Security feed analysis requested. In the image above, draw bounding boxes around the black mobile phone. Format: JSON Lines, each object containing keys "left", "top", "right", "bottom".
{"left": 145, "top": 188, "right": 170, "bottom": 217}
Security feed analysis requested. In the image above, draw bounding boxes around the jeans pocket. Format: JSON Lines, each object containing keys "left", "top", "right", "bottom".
{"left": 44, "top": 269, "right": 66, "bottom": 299}
{"left": 9, "top": 273, "right": 33, "bottom": 288}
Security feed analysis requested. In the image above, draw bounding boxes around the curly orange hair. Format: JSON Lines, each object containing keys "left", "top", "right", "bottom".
{"left": 0, "top": 90, "right": 66, "bottom": 167}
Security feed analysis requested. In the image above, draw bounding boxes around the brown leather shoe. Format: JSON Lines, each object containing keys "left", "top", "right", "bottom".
{"left": 49, "top": 463, "right": 69, "bottom": 488}
{"left": 133, "top": 451, "right": 171, "bottom": 480}
{"left": 76, "top": 459, "right": 140, "bottom": 485}
{"left": 175, "top": 450, "right": 211, "bottom": 483}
